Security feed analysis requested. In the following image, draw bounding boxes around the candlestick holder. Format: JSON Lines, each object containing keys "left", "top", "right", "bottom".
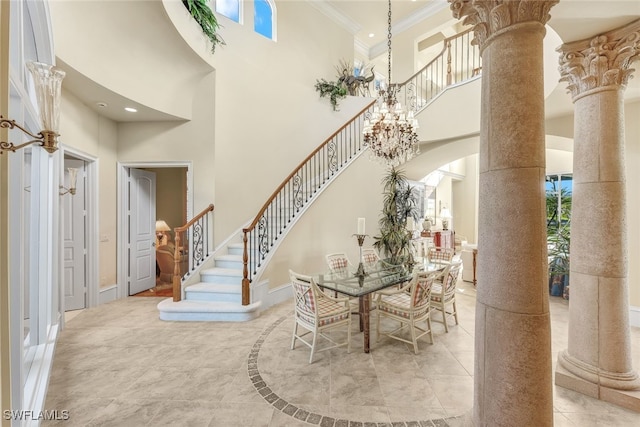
{"left": 352, "top": 234, "right": 368, "bottom": 279}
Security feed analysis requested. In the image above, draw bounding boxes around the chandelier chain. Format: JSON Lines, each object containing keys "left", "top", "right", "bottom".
{"left": 387, "top": 0, "right": 392, "bottom": 85}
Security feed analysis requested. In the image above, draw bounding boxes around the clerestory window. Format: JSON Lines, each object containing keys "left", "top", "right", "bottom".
{"left": 254, "top": 0, "right": 275, "bottom": 40}
{"left": 215, "top": 0, "right": 241, "bottom": 23}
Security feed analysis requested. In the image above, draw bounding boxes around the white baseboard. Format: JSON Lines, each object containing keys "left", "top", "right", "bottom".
{"left": 99, "top": 284, "right": 118, "bottom": 305}
{"left": 630, "top": 306, "right": 640, "bottom": 328}
{"left": 259, "top": 282, "right": 292, "bottom": 311}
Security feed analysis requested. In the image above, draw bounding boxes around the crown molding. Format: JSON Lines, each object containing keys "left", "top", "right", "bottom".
{"left": 305, "top": 0, "right": 361, "bottom": 35}
{"left": 354, "top": 38, "right": 369, "bottom": 58}
{"left": 369, "top": 0, "right": 450, "bottom": 59}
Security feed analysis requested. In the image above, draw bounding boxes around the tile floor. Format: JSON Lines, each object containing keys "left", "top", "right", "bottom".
{"left": 44, "top": 281, "right": 640, "bottom": 426}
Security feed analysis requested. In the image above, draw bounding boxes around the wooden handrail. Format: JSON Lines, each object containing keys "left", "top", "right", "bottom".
{"left": 173, "top": 204, "right": 215, "bottom": 301}
{"left": 242, "top": 100, "right": 376, "bottom": 234}
{"left": 396, "top": 28, "right": 475, "bottom": 87}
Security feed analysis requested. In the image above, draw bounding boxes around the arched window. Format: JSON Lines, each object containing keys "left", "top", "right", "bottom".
{"left": 254, "top": 0, "right": 275, "bottom": 40}
{"left": 215, "top": 0, "right": 240, "bottom": 23}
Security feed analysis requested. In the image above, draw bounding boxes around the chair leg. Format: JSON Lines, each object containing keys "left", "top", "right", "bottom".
{"left": 453, "top": 299, "right": 459, "bottom": 325}
{"left": 442, "top": 305, "right": 449, "bottom": 333}
{"left": 291, "top": 322, "right": 298, "bottom": 349}
{"left": 347, "top": 319, "right": 352, "bottom": 353}
{"left": 427, "top": 316, "right": 434, "bottom": 344}
{"left": 309, "top": 330, "right": 318, "bottom": 364}
{"left": 376, "top": 309, "right": 381, "bottom": 342}
{"left": 410, "top": 317, "right": 418, "bottom": 354}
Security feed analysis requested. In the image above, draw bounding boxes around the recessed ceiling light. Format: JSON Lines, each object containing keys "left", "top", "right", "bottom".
{"left": 368, "top": 33, "right": 375, "bottom": 38}
{"left": 124, "top": 107, "right": 137, "bottom": 113}
{"left": 96, "top": 102, "right": 108, "bottom": 108}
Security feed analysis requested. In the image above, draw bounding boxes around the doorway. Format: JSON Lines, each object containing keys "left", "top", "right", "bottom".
{"left": 59, "top": 148, "right": 99, "bottom": 312}
{"left": 117, "top": 162, "right": 192, "bottom": 299}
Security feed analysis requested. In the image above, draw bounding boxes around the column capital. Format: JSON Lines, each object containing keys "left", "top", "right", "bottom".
{"left": 448, "top": 0, "right": 557, "bottom": 51}
{"left": 558, "top": 19, "right": 640, "bottom": 101}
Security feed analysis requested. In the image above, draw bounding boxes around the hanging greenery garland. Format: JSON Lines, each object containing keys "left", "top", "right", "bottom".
{"left": 182, "top": 0, "right": 225, "bottom": 53}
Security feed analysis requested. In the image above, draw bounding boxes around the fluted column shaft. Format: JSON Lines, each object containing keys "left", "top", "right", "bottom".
{"left": 556, "top": 20, "right": 640, "bottom": 396}
{"left": 448, "top": 1, "right": 557, "bottom": 426}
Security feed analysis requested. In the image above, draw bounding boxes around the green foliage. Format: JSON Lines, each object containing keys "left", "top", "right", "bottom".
{"left": 548, "top": 223, "right": 570, "bottom": 276}
{"left": 373, "top": 168, "right": 420, "bottom": 264}
{"left": 546, "top": 184, "right": 572, "bottom": 277}
{"left": 183, "top": 0, "right": 225, "bottom": 53}
{"left": 314, "top": 79, "right": 347, "bottom": 111}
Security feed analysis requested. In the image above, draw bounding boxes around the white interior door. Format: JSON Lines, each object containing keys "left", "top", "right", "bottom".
{"left": 63, "top": 158, "right": 87, "bottom": 311}
{"left": 129, "top": 168, "right": 156, "bottom": 295}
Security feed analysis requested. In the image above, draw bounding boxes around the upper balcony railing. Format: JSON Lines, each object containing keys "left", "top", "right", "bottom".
{"left": 395, "top": 28, "right": 481, "bottom": 115}
{"left": 240, "top": 28, "right": 481, "bottom": 304}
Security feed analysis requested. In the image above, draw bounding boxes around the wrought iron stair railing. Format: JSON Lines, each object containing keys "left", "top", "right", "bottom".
{"left": 172, "top": 203, "right": 215, "bottom": 301}
{"left": 240, "top": 28, "right": 481, "bottom": 305}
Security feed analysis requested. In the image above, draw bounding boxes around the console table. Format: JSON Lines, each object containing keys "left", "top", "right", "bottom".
{"left": 420, "top": 230, "right": 454, "bottom": 250}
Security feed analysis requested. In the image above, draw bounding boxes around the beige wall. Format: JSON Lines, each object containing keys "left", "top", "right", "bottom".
{"left": 453, "top": 154, "right": 479, "bottom": 243}
{"left": 148, "top": 167, "right": 187, "bottom": 240}
{"left": 59, "top": 90, "right": 119, "bottom": 288}
{"left": 117, "top": 72, "right": 216, "bottom": 216}
{"left": 261, "top": 152, "right": 387, "bottom": 287}
{"left": 625, "top": 101, "right": 640, "bottom": 307}
{"left": 210, "top": 1, "right": 363, "bottom": 243}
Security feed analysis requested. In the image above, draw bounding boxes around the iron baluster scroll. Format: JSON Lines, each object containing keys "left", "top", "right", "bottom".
{"left": 172, "top": 204, "right": 214, "bottom": 302}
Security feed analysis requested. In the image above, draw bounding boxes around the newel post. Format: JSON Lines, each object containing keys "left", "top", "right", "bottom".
{"left": 172, "top": 230, "right": 182, "bottom": 302}
{"left": 242, "top": 230, "right": 250, "bottom": 305}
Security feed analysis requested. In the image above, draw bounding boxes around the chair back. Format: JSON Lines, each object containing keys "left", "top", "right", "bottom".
{"left": 361, "top": 248, "right": 380, "bottom": 268}
{"left": 289, "top": 270, "right": 319, "bottom": 321}
{"left": 326, "top": 253, "right": 351, "bottom": 274}
{"left": 428, "top": 247, "right": 455, "bottom": 263}
{"left": 441, "top": 261, "right": 462, "bottom": 298}
{"left": 410, "top": 271, "right": 437, "bottom": 310}
{"left": 156, "top": 245, "right": 175, "bottom": 280}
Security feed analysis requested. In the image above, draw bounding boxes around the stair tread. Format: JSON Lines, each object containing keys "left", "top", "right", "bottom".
{"left": 157, "top": 298, "right": 261, "bottom": 313}
{"left": 186, "top": 283, "right": 241, "bottom": 294}
{"left": 201, "top": 267, "right": 243, "bottom": 276}
{"left": 215, "top": 254, "right": 242, "bottom": 261}
{"left": 227, "top": 243, "right": 244, "bottom": 249}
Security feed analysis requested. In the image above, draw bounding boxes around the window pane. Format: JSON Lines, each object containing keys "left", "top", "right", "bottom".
{"left": 254, "top": 0, "right": 273, "bottom": 39}
{"left": 216, "top": 0, "right": 239, "bottom": 23}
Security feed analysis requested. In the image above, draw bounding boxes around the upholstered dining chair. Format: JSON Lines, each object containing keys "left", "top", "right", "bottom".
{"left": 375, "top": 270, "right": 439, "bottom": 354}
{"left": 427, "top": 247, "right": 455, "bottom": 264}
{"left": 361, "top": 247, "right": 380, "bottom": 269}
{"left": 289, "top": 270, "right": 351, "bottom": 363}
{"left": 325, "top": 252, "right": 352, "bottom": 276}
{"left": 430, "top": 261, "right": 462, "bottom": 332}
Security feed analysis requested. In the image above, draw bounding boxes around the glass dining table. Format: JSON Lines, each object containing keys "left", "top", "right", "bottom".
{"left": 313, "top": 259, "right": 448, "bottom": 353}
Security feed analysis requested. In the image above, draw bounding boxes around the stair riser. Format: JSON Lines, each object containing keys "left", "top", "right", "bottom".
{"left": 200, "top": 274, "right": 242, "bottom": 285}
{"left": 185, "top": 291, "right": 240, "bottom": 303}
{"left": 159, "top": 311, "right": 259, "bottom": 322}
{"left": 215, "top": 259, "right": 244, "bottom": 269}
{"left": 226, "top": 248, "right": 260, "bottom": 258}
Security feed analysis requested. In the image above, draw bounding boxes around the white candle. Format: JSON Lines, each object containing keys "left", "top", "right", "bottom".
{"left": 357, "top": 218, "right": 365, "bottom": 235}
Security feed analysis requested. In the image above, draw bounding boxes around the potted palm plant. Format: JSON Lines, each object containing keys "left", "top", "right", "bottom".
{"left": 373, "top": 168, "right": 420, "bottom": 266}
{"left": 547, "top": 185, "right": 572, "bottom": 299}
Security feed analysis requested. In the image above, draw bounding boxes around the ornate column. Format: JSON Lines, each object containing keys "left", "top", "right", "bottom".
{"left": 555, "top": 19, "right": 640, "bottom": 411}
{"left": 449, "top": 1, "right": 557, "bottom": 425}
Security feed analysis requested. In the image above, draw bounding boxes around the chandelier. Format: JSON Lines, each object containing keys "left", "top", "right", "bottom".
{"left": 363, "top": 0, "right": 420, "bottom": 168}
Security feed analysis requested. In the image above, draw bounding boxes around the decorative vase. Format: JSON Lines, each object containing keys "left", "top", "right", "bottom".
{"left": 442, "top": 219, "right": 449, "bottom": 230}
{"left": 422, "top": 219, "right": 431, "bottom": 232}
